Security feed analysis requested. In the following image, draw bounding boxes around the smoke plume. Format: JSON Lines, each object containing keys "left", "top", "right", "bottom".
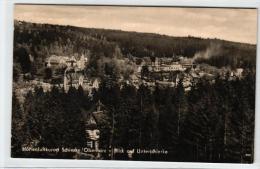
{"left": 193, "top": 42, "right": 223, "bottom": 62}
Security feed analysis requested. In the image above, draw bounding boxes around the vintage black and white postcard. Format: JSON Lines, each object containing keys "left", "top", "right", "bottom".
{"left": 11, "top": 5, "right": 257, "bottom": 163}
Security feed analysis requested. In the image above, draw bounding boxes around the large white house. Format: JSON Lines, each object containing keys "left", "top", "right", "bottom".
{"left": 150, "top": 57, "right": 193, "bottom": 72}
{"left": 46, "top": 54, "right": 87, "bottom": 69}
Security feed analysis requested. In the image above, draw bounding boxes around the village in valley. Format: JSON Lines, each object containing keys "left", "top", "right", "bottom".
{"left": 15, "top": 51, "right": 245, "bottom": 103}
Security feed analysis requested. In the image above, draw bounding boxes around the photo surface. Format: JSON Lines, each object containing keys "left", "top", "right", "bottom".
{"left": 12, "top": 5, "right": 257, "bottom": 163}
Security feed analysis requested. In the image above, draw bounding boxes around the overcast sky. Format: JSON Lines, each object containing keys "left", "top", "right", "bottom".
{"left": 14, "top": 5, "right": 258, "bottom": 44}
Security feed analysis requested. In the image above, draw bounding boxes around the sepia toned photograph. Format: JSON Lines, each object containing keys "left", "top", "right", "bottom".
{"left": 11, "top": 5, "right": 257, "bottom": 163}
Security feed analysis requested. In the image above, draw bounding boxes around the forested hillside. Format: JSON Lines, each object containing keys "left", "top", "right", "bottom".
{"left": 13, "top": 20, "right": 256, "bottom": 79}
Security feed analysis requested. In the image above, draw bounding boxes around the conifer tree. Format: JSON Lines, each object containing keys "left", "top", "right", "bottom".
{"left": 11, "top": 92, "right": 25, "bottom": 157}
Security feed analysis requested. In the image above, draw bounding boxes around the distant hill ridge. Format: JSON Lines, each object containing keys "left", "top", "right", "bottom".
{"left": 14, "top": 20, "right": 256, "bottom": 46}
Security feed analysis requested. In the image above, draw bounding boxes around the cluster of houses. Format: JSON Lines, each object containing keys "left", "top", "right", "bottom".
{"left": 150, "top": 57, "right": 194, "bottom": 72}
{"left": 133, "top": 56, "right": 244, "bottom": 91}
{"left": 134, "top": 56, "right": 195, "bottom": 90}
{"left": 45, "top": 54, "right": 100, "bottom": 93}
{"left": 43, "top": 53, "right": 245, "bottom": 93}
{"left": 44, "top": 54, "right": 195, "bottom": 92}
{"left": 46, "top": 54, "right": 87, "bottom": 70}
{"left": 16, "top": 53, "right": 245, "bottom": 98}
{"left": 14, "top": 53, "right": 245, "bottom": 98}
